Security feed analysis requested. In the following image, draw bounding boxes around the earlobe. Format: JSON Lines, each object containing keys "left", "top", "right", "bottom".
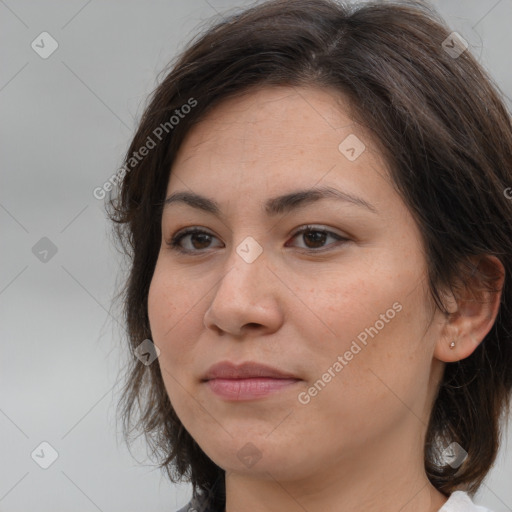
{"left": 435, "top": 337, "right": 463, "bottom": 363}
{"left": 433, "top": 255, "right": 505, "bottom": 363}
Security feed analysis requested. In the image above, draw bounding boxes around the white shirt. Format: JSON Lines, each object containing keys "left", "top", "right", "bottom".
{"left": 440, "top": 491, "right": 493, "bottom": 512}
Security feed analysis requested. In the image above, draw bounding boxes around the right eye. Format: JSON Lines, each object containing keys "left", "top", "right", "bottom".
{"left": 167, "top": 228, "right": 223, "bottom": 254}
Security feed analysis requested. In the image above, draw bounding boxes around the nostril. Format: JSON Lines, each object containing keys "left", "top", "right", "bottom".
{"left": 244, "top": 322, "right": 263, "bottom": 329}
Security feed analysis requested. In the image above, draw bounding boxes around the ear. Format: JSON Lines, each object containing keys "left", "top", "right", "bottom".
{"left": 434, "top": 255, "right": 505, "bottom": 363}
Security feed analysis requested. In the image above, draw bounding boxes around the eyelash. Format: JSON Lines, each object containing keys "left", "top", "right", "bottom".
{"left": 166, "top": 225, "right": 349, "bottom": 255}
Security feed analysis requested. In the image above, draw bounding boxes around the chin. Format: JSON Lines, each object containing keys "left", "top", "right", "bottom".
{"left": 202, "top": 433, "right": 305, "bottom": 477}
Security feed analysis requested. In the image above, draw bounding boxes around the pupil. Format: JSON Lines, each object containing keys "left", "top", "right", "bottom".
{"left": 305, "top": 230, "right": 326, "bottom": 248}
{"left": 192, "top": 233, "right": 211, "bottom": 249}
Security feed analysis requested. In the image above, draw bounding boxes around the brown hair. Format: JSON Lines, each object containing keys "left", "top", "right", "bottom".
{"left": 109, "top": 0, "right": 512, "bottom": 506}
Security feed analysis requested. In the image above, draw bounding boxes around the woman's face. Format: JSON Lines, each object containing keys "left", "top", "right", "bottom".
{"left": 148, "top": 85, "right": 447, "bottom": 483}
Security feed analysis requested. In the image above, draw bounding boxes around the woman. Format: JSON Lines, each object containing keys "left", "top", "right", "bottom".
{"left": 110, "top": 1, "right": 512, "bottom": 511}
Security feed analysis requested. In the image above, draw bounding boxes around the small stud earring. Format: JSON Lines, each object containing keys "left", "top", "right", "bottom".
{"left": 449, "top": 341, "right": 456, "bottom": 349}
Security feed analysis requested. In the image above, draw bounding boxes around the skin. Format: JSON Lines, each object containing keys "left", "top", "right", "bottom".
{"left": 147, "top": 85, "right": 503, "bottom": 512}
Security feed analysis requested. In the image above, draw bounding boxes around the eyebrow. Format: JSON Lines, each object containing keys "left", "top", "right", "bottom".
{"left": 163, "top": 185, "right": 378, "bottom": 217}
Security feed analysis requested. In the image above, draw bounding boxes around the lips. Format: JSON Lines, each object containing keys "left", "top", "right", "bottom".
{"left": 202, "top": 361, "right": 299, "bottom": 381}
{"left": 202, "top": 361, "right": 301, "bottom": 401}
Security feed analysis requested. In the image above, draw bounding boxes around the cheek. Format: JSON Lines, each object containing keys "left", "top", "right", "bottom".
{"left": 296, "top": 262, "right": 409, "bottom": 350}
{"left": 148, "top": 256, "right": 199, "bottom": 338}
{"left": 301, "top": 258, "right": 432, "bottom": 399}
{"left": 148, "top": 269, "right": 175, "bottom": 352}
{"left": 147, "top": 263, "right": 203, "bottom": 426}
{"left": 147, "top": 260, "right": 199, "bottom": 380}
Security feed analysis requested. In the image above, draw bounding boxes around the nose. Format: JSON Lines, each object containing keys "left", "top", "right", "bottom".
{"left": 203, "top": 246, "right": 284, "bottom": 337}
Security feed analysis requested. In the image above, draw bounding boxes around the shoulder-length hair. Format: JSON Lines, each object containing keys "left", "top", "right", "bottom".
{"left": 109, "top": 0, "right": 512, "bottom": 505}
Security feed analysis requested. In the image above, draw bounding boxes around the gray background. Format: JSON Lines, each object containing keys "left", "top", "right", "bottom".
{"left": 1, "top": 0, "right": 511, "bottom": 511}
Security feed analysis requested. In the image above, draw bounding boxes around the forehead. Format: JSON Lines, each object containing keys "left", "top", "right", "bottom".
{"left": 180, "top": 86, "right": 354, "bottom": 146}
{"left": 170, "top": 85, "right": 388, "bottom": 181}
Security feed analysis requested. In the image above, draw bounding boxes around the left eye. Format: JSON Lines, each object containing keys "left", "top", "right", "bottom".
{"left": 287, "top": 225, "right": 349, "bottom": 251}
